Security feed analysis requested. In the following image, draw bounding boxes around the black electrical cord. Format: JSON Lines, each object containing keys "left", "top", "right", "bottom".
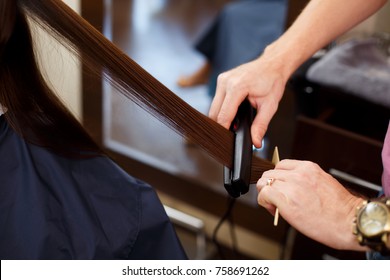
{"left": 228, "top": 203, "right": 239, "bottom": 258}
{"left": 211, "top": 196, "right": 238, "bottom": 259}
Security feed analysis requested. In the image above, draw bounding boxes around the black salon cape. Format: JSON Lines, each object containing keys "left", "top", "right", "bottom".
{"left": 0, "top": 115, "right": 187, "bottom": 260}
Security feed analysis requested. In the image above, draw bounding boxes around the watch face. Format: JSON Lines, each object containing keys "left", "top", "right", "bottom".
{"left": 358, "top": 202, "right": 389, "bottom": 236}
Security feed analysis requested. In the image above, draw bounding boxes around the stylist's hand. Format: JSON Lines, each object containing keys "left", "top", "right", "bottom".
{"left": 257, "top": 159, "right": 365, "bottom": 251}
{"left": 208, "top": 55, "right": 287, "bottom": 148}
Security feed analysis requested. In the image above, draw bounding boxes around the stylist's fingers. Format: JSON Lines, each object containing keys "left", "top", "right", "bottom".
{"left": 256, "top": 168, "right": 293, "bottom": 216}
{"left": 256, "top": 169, "right": 289, "bottom": 192}
{"left": 209, "top": 71, "right": 244, "bottom": 125}
{"left": 276, "top": 159, "right": 320, "bottom": 174}
{"left": 217, "top": 92, "right": 246, "bottom": 130}
{"left": 213, "top": 75, "right": 247, "bottom": 129}
{"left": 208, "top": 73, "right": 227, "bottom": 121}
{"left": 256, "top": 179, "right": 282, "bottom": 216}
{"left": 250, "top": 100, "right": 278, "bottom": 148}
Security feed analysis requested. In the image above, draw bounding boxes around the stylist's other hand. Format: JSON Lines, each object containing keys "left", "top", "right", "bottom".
{"left": 208, "top": 55, "right": 287, "bottom": 148}
{"left": 257, "top": 159, "right": 365, "bottom": 251}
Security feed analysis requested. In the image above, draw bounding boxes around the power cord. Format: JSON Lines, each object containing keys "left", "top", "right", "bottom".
{"left": 211, "top": 196, "right": 239, "bottom": 259}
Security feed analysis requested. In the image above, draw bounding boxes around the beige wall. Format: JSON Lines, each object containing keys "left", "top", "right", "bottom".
{"left": 347, "top": 1, "right": 390, "bottom": 34}
{"left": 32, "top": 0, "right": 81, "bottom": 119}
{"left": 374, "top": 1, "right": 390, "bottom": 33}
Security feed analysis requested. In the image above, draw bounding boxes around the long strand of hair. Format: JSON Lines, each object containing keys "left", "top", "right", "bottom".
{"left": 18, "top": 0, "right": 274, "bottom": 181}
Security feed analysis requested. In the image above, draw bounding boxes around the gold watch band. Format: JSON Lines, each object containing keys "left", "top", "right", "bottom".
{"left": 353, "top": 197, "right": 390, "bottom": 255}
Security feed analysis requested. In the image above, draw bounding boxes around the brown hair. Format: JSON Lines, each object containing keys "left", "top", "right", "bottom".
{"left": 2, "top": 0, "right": 273, "bottom": 182}
{"left": 0, "top": 0, "right": 102, "bottom": 157}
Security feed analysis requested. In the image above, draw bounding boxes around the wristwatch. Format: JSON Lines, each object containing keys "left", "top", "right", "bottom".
{"left": 353, "top": 197, "right": 390, "bottom": 254}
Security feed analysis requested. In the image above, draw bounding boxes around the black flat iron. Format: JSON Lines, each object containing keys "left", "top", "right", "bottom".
{"left": 224, "top": 99, "right": 254, "bottom": 198}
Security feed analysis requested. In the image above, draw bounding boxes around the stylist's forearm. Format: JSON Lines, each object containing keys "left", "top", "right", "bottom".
{"left": 262, "top": 0, "right": 387, "bottom": 79}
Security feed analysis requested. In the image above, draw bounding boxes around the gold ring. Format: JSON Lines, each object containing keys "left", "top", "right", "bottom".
{"left": 266, "top": 178, "right": 274, "bottom": 186}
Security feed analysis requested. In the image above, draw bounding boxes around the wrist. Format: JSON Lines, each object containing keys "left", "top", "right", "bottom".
{"left": 343, "top": 196, "right": 370, "bottom": 251}
{"left": 261, "top": 41, "right": 308, "bottom": 83}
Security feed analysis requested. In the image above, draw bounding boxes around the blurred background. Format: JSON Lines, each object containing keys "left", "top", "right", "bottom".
{"left": 38, "top": 0, "right": 390, "bottom": 259}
